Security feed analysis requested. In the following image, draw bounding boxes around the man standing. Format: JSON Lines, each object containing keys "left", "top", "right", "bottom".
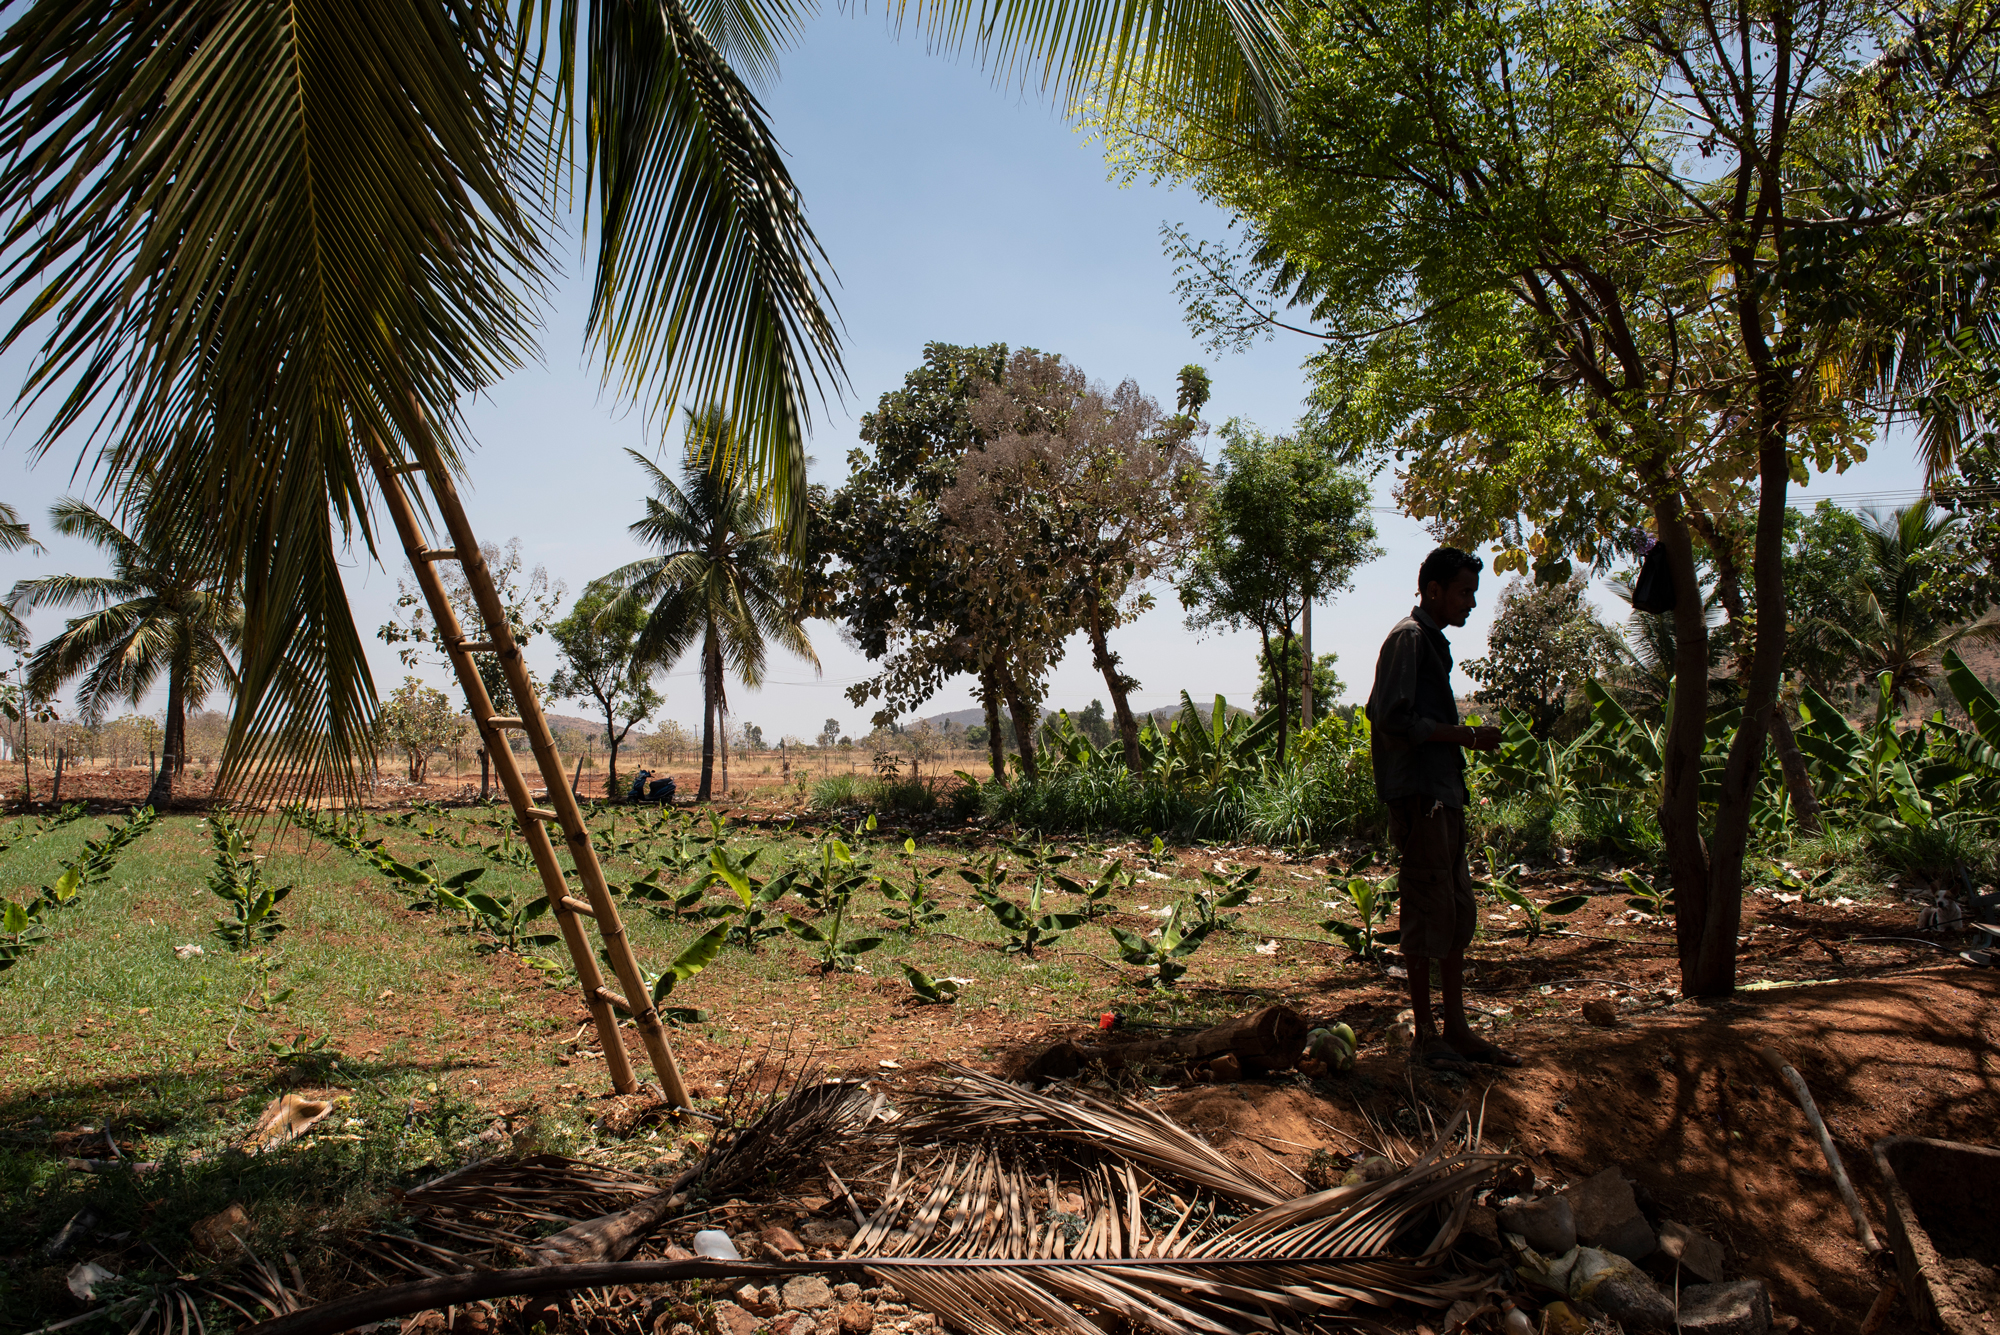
{"left": 1366, "top": 546, "right": 1521, "bottom": 1068}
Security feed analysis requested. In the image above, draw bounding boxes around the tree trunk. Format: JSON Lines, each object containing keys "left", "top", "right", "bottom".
{"left": 1652, "top": 505, "right": 1713, "bottom": 988}
{"left": 698, "top": 628, "right": 720, "bottom": 802}
{"left": 1262, "top": 627, "right": 1293, "bottom": 763}
{"left": 1694, "top": 442, "right": 1792, "bottom": 995}
{"left": 1770, "top": 706, "right": 1824, "bottom": 835}
{"left": 1301, "top": 601, "right": 1314, "bottom": 733}
{"left": 1084, "top": 594, "right": 1144, "bottom": 773}
{"left": 478, "top": 748, "right": 490, "bottom": 800}
{"left": 147, "top": 660, "right": 187, "bottom": 808}
{"left": 980, "top": 666, "right": 1006, "bottom": 781}
{"left": 997, "top": 663, "right": 1039, "bottom": 782}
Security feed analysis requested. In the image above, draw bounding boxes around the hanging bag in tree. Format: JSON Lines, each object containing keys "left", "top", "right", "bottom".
{"left": 1631, "top": 536, "right": 1677, "bottom": 614}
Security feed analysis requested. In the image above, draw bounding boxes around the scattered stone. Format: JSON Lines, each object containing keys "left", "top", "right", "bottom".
{"left": 173, "top": 943, "right": 204, "bottom": 960}
{"left": 801, "top": 1218, "right": 857, "bottom": 1249}
{"left": 663, "top": 1243, "right": 695, "bottom": 1260}
{"left": 1676, "top": 1281, "right": 1771, "bottom": 1335}
{"left": 906, "top": 1316, "right": 935, "bottom": 1330}
{"left": 670, "top": 1325, "right": 697, "bottom": 1335}
{"left": 1569, "top": 1168, "right": 1657, "bottom": 1259}
{"left": 835, "top": 1283, "right": 863, "bottom": 1302}
{"left": 1341, "top": 1156, "right": 1398, "bottom": 1187}
{"left": 1659, "top": 1220, "right": 1727, "bottom": 1282}
{"left": 1463, "top": 1205, "right": 1500, "bottom": 1247}
{"left": 1499, "top": 1197, "right": 1577, "bottom": 1255}
{"left": 191, "top": 1203, "right": 251, "bottom": 1256}
{"left": 1569, "top": 1246, "right": 1674, "bottom": 1331}
{"left": 1209, "top": 1053, "right": 1243, "bottom": 1082}
{"left": 876, "top": 1303, "right": 909, "bottom": 1316}
{"left": 709, "top": 1301, "right": 762, "bottom": 1335}
{"left": 1581, "top": 999, "right": 1626, "bottom": 1028}
{"left": 1386, "top": 1020, "right": 1418, "bottom": 1050}
{"left": 835, "top": 1300, "right": 876, "bottom": 1335}
{"left": 782, "top": 1275, "right": 835, "bottom": 1311}
{"left": 763, "top": 1225, "right": 807, "bottom": 1255}
{"left": 67, "top": 1260, "right": 116, "bottom": 1302}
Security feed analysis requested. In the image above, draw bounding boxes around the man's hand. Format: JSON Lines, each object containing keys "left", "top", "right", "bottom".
{"left": 1450, "top": 724, "right": 1503, "bottom": 751}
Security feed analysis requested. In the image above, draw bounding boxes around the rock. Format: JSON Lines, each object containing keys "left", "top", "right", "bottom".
{"left": 174, "top": 943, "right": 204, "bottom": 960}
{"left": 733, "top": 1284, "right": 780, "bottom": 1316}
{"left": 1499, "top": 1196, "right": 1577, "bottom": 1255}
{"left": 191, "top": 1203, "right": 251, "bottom": 1256}
{"left": 1569, "top": 1168, "right": 1657, "bottom": 1260}
{"left": 782, "top": 1276, "right": 835, "bottom": 1311}
{"left": 835, "top": 1301, "right": 875, "bottom": 1335}
{"left": 1341, "top": 1155, "right": 1397, "bottom": 1187}
{"left": 1463, "top": 1205, "right": 1500, "bottom": 1246}
{"left": 664, "top": 1243, "right": 696, "bottom": 1260}
{"left": 66, "top": 1260, "right": 117, "bottom": 1302}
{"left": 710, "top": 1302, "right": 763, "bottom": 1335}
{"left": 834, "top": 1283, "right": 863, "bottom": 1302}
{"left": 801, "top": 1218, "right": 857, "bottom": 1249}
{"left": 764, "top": 1225, "right": 807, "bottom": 1255}
{"left": 1209, "top": 1053, "right": 1242, "bottom": 1082}
{"left": 671, "top": 1325, "right": 697, "bottom": 1335}
{"left": 1568, "top": 1246, "right": 1675, "bottom": 1331}
{"left": 1677, "top": 1281, "right": 1771, "bottom": 1335}
{"left": 1659, "top": 1220, "right": 1727, "bottom": 1282}
{"left": 779, "top": 1317, "right": 817, "bottom": 1335}
{"left": 1386, "top": 1020, "right": 1417, "bottom": 1050}
{"left": 1581, "top": 999, "right": 1625, "bottom": 1027}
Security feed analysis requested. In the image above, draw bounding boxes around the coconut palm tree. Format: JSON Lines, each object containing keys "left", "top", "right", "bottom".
{"left": 6, "top": 488, "right": 241, "bottom": 807}
{"left": 0, "top": 0, "right": 1286, "bottom": 800}
{"left": 601, "top": 409, "right": 817, "bottom": 801}
{"left": 1819, "top": 500, "right": 1999, "bottom": 706}
{"left": 0, "top": 501, "right": 39, "bottom": 650}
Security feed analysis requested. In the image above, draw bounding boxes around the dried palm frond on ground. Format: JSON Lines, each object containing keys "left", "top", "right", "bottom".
{"left": 248, "top": 1063, "right": 1516, "bottom": 1335}
{"left": 30, "top": 1247, "right": 305, "bottom": 1335}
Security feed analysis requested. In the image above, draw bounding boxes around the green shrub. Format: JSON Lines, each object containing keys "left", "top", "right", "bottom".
{"left": 810, "top": 773, "right": 862, "bottom": 810}
{"left": 869, "top": 778, "right": 938, "bottom": 815}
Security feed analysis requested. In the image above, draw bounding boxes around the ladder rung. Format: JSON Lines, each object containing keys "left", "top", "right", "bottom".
{"left": 486, "top": 716, "right": 525, "bottom": 730}
{"left": 594, "top": 985, "right": 634, "bottom": 1014}
{"left": 390, "top": 461, "right": 427, "bottom": 475}
{"left": 525, "top": 806, "right": 560, "bottom": 821}
{"left": 558, "top": 895, "right": 596, "bottom": 919}
{"left": 455, "top": 640, "right": 495, "bottom": 654}
{"left": 416, "top": 547, "right": 459, "bottom": 562}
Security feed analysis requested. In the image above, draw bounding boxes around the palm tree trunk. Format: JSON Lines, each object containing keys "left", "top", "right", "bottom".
{"left": 698, "top": 628, "right": 719, "bottom": 802}
{"left": 148, "top": 659, "right": 187, "bottom": 808}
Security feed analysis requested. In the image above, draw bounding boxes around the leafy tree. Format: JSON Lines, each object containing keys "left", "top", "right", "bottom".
{"left": 550, "top": 585, "right": 664, "bottom": 799}
{"left": 377, "top": 538, "right": 564, "bottom": 796}
{"left": 1104, "top": 0, "right": 2000, "bottom": 994}
{"left": 1463, "top": 577, "right": 1622, "bottom": 738}
{"left": 602, "top": 410, "right": 817, "bottom": 802}
{"left": 6, "top": 485, "right": 239, "bottom": 806}
{"left": 818, "top": 342, "right": 1022, "bottom": 778}
{"left": 1178, "top": 422, "right": 1379, "bottom": 760}
{"left": 1783, "top": 504, "right": 1876, "bottom": 697}
{"left": 378, "top": 677, "right": 458, "bottom": 784}
{"left": 1254, "top": 649, "right": 1344, "bottom": 721}
{"left": 819, "top": 718, "right": 842, "bottom": 749}
{"left": 0, "top": 0, "right": 1283, "bottom": 802}
{"left": 943, "top": 349, "right": 1208, "bottom": 771}
{"left": 1076, "top": 700, "right": 1114, "bottom": 748}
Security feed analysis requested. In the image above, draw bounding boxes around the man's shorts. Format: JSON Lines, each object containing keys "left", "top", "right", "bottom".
{"left": 1388, "top": 796, "right": 1476, "bottom": 959}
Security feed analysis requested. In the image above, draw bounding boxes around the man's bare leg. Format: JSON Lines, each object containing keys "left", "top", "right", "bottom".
{"left": 1438, "top": 951, "right": 1522, "bottom": 1066}
{"left": 1406, "top": 955, "right": 1469, "bottom": 1066}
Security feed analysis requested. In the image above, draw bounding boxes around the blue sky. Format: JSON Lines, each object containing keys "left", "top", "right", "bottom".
{"left": 0, "top": 11, "right": 1934, "bottom": 743}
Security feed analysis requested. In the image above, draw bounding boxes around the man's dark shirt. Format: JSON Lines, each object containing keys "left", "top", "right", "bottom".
{"left": 1366, "top": 605, "right": 1467, "bottom": 808}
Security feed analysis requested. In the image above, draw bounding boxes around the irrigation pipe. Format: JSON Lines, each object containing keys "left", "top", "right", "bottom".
{"left": 1754, "top": 1045, "right": 1882, "bottom": 1255}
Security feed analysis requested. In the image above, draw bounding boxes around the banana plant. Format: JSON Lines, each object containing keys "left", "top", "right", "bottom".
{"left": 698, "top": 845, "right": 791, "bottom": 947}
{"left": 1318, "top": 874, "right": 1401, "bottom": 960}
{"left": 376, "top": 855, "right": 488, "bottom": 914}
{"left": 880, "top": 836, "right": 949, "bottom": 933}
{"left": 463, "top": 889, "right": 561, "bottom": 952}
{"left": 1062, "top": 856, "right": 1133, "bottom": 921}
{"left": 206, "top": 811, "right": 291, "bottom": 950}
{"left": 1189, "top": 863, "right": 1258, "bottom": 932}
{"left": 1108, "top": 902, "right": 1212, "bottom": 988}
{"left": 976, "top": 875, "right": 1083, "bottom": 956}
{"left": 631, "top": 919, "right": 731, "bottom": 1023}
{"left": 0, "top": 895, "right": 48, "bottom": 971}
{"left": 626, "top": 867, "right": 732, "bottom": 923}
{"left": 36, "top": 805, "right": 158, "bottom": 911}
{"left": 900, "top": 961, "right": 963, "bottom": 1004}
{"left": 1619, "top": 868, "right": 1673, "bottom": 915}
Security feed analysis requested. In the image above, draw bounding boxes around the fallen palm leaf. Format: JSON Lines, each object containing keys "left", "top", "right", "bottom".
{"left": 249, "top": 1062, "right": 1514, "bottom": 1335}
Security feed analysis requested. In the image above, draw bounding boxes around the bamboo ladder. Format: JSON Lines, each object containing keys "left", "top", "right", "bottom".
{"left": 362, "top": 434, "right": 691, "bottom": 1108}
